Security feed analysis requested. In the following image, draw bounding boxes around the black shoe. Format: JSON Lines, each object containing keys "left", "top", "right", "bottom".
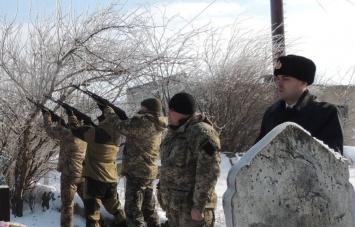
{"left": 116, "top": 220, "right": 127, "bottom": 227}
{"left": 160, "top": 220, "right": 169, "bottom": 227}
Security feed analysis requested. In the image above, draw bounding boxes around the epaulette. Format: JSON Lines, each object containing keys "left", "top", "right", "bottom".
{"left": 322, "top": 102, "right": 331, "bottom": 108}
{"left": 314, "top": 101, "right": 331, "bottom": 109}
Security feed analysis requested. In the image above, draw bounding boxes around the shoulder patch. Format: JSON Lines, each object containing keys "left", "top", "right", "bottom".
{"left": 201, "top": 139, "right": 219, "bottom": 156}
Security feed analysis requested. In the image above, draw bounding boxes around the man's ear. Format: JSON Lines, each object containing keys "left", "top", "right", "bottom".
{"left": 301, "top": 80, "right": 308, "bottom": 87}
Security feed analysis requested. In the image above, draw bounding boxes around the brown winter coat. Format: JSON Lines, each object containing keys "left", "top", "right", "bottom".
{"left": 69, "top": 115, "right": 121, "bottom": 183}
{"left": 43, "top": 113, "right": 87, "bottom": 177}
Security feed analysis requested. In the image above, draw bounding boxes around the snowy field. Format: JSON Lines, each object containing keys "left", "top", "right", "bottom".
{"left": 7, "top": 150, "right": 355, "bottom": 227}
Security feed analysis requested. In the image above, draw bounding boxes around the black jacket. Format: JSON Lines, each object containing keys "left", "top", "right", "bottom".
{"left": 255, "top": 90, "right": 344, "bottom": 154}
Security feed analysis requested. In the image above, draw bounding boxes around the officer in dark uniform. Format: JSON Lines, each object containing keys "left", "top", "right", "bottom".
{"left": 255, "top": 55, "right": 344, "bottom": 154}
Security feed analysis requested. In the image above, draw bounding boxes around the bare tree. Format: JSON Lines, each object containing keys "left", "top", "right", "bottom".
{"left": 190, "top": 22, "right": 279, "bottom": 152}
{"left": 121, "top": 19, "right": 281, "bottom": 153}
{"left": 123, "top": 4, "right": 215, "bottom": 114}
{"left": 0, "top": 2, "right": 207, "bottom": 216}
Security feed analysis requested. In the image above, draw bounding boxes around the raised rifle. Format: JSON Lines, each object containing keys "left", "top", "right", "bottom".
{"left": 26, "top": 97, "right": 68, "bottom": 128}
{"left": 71, "top": 84, "right": 128, "bottom": 120}
{"left": 44, "top": 95, "right": 97, "bottom": 127}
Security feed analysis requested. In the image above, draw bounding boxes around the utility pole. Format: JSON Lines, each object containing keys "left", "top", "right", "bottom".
{"left": 270, "top": 0, "right": 285, "bottom": 62}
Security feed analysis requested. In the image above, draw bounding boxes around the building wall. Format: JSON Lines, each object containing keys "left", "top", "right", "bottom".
{"left": 310, "top": 85, "right": 355, "bottom": 146}
{"left": 126, "top": 79, "right": 188, "bottom": 115}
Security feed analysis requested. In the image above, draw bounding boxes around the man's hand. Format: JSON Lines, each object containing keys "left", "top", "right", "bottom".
{"left": 191, "top": 208, "right": 204, "bottom": 221}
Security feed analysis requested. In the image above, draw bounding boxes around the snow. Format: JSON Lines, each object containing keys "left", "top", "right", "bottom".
{"left": 8, "top": 155, "right": 232, "bottom": 227}
{"left": 4, "top": 138, "right": 355, "bottom": 227}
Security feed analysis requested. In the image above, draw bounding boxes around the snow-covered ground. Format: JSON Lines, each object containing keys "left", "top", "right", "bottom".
{"left": 7, "top": 151, "right": 355, "bottom": 227}
{"left": 8, "top": 154, "right": 232, "bottom": 227}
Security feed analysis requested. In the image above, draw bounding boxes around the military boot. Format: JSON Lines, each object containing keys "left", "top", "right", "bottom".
{"left": 86, "top": 219, "right": 100, "bottom": 227}
{"left": 114, "top": 210, "right": 127, "bottom": 227}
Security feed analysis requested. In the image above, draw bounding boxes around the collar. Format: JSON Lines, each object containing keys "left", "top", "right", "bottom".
{"left": 280, "top": 89, "right": 316, "bottom": 111}
{"left": 168, "top": 116, "right": 191, "bottom": 131}
{"left": 285, "top": 102, "right": 296, "bottom": 109}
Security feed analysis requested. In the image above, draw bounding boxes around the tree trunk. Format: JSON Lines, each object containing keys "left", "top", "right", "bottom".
{"left": 11, "top": 152, "right": 27, "bottom": 217}
{"left": 12, "top": 189, "right": 24, "bottom": 217}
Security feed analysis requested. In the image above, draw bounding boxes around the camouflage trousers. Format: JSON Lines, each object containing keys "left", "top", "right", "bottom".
{"left": 84, "top": 177, "right": 126, "bottom": 227}
{"left": 60, "top": 174, "right": 85, "bottom": 227}
{"left": 166, "top": 208, "right": 215, "bottom": 227}
{"left": 125, "top": 176, "right": 160, "bottom": 227}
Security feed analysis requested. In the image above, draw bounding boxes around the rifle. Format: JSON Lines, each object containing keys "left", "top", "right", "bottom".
{"left": 71, "top": 84, "right": 128, "bottom": 120}
{"left": 26, "top": 97, "right": 68, "bottom": 128}
{"left": 44, "top": 95, "right": 97, "bottom": 127}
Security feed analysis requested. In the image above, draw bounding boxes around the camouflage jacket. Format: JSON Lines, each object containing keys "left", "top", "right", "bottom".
{"left": 104, "top": 107, "right": 168, "bottom": 179}
{"left": 159, "top": 113, "right": 221, "bottom": 213}
{"left": 43, "top": 113, "right": 87, "bottom": 177}
{"left": 69, "top": 115, "right": 121, "bottom": 183}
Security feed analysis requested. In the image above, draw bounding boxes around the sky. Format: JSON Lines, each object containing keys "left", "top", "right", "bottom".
{"left": 0, "top": 0, "right": 355, "bottom": 84}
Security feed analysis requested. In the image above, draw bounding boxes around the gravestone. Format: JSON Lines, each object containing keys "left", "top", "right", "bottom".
{"left": 0, "top": 156, "right": 10, "bottom": 221}
{"left": 223, "top": 122, "right": 355, "bottom": 227}
{"left": 0, "top": 185, "right": 10, "bottom": 222}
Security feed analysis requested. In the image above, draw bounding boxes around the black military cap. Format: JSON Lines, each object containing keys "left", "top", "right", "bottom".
{"left": 274, "top": 55, "right": 316, "bottom": 85}
{"left": 169, "top": 92, "right": 196, "bottom": 115}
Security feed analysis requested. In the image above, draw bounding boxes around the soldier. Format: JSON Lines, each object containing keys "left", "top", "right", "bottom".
{"left": 254, "top": 55, "right": 344, "bottom": 154}
{"left": 67, "top": 107, "right": 126, "bottom": 227}
{"left": 41, "top": 192, "right": 51, "bottom": 211}
{"left": 42, "top": 109, "right": 87, "bottom": 227}
{"left": 103, "top": 98, "right": 168, "bottom": 227}
{"left": 157, "top": 92, "right": 221, "bottom": 227}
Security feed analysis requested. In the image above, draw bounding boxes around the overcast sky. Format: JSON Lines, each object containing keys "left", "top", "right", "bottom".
{"left": 1, "top": 0, "right": 355, "bottom": 84}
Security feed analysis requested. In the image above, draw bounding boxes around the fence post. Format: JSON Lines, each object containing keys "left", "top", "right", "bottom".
{"left": 0, "top": 185, "right": 10, "bottom": 222}
{"left": 0, "top": 174, "right": 10, "bottom": 222}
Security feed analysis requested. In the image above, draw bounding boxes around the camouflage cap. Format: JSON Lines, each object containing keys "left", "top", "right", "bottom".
{"left": 141, "top": 98, "right": 163, "bottom": 112}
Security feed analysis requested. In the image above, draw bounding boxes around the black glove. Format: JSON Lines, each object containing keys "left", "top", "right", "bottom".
{"left": 96, "top": 97, "right": 109, "bottom": 111}
{"left": 51, "top": 114, "right": 61, "bottom": 123}
{"left": 41, "top": 108, "right": 49, "bottom": 115}
{"left": 97, "top": 114, "right": 106, "bottom": 122}
{"left": 62, "top": 104, "right": 73, "bottom": 116}
{"left": 97, "top": 102, "right": 107, "bottom": 111}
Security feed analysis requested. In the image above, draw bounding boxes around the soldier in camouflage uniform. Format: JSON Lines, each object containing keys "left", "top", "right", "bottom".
{"left": 67, "top": 106, "right": 126, "bottom": 227}
{"left": 104, "top": 98, "right": 168, "bottom": 227}
{"left": 42, "top": 109, "right": 87, "bottom": 227}
{"left": 157, "top": 92, "right": 221, "bottom": 227}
